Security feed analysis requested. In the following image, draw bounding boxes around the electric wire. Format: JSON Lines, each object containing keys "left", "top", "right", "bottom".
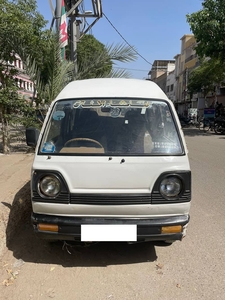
{"left": 114, "top": 67, "right": 150, "bottom": 72}
{"left": 103, "top": 13, "right": 153, "bottom": 66}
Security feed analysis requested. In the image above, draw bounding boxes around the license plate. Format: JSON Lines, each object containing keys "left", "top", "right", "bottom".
{"left": 81, "top": 224, "right": 137, "bottom": 242}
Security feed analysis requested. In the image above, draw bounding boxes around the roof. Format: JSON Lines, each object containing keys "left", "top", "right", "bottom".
{"left": 54, "top": 78, "right": 168, "bottom": 101}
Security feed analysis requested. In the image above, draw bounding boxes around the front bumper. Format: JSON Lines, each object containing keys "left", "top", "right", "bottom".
{"left": 31, "top": 213, "right": 190, "bottom": 242}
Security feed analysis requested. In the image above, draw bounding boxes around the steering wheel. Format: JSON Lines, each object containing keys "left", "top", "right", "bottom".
{"left": 64, "top": 137, "right": 104, "bottom": 148}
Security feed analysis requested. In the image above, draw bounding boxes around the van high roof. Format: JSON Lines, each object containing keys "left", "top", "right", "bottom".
{"left": 55, "top": 78, "right": 168, "bottom": 102}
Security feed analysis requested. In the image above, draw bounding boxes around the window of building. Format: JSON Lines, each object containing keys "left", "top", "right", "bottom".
{"left": 170, "top": 84, "right": 174, "bottom": 92}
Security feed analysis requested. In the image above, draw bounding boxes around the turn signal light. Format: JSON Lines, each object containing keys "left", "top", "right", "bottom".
{"left": 38, "top": 223, "right": 59, "bottom": 232}
{"left": 161, "top": 225, "right": 182, "bottom": 234}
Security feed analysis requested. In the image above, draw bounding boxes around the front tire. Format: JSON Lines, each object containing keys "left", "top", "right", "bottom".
{"left": 214, "top": 124, "right": 223, "bottom": 135}
{"left": 163, "top": 240, "right": 175, "bottom": 244}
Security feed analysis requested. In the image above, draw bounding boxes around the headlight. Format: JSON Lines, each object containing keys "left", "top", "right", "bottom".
{"left": 160, "top": 176, "right": 182, "bottom": 198}
{"left": 38, "top": 175, "right": 61, "bottom": 197}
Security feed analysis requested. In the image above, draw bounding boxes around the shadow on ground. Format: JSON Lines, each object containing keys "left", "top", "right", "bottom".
{"left": 182, "top": 127, "right": 217, "bottom": 137}
{"left": 5, "top": 183, "right": 158, "bottom": 267}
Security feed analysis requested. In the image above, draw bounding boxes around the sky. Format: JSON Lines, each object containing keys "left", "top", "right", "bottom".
{"left": 37, "top": 0, "right": 203, "bottom": 79}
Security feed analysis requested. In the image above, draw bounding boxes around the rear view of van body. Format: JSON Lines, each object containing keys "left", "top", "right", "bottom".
{"left": 27, "top": 78, "right": 191, "bottom": 243}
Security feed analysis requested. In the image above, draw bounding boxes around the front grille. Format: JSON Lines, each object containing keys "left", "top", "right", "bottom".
{"left": 151, "top": 190, "right": 191, "bottom": 204}
{"left": 70, "top": 193, "right": 151, "bottom": 205}
{"left": 32, "top": 191, "right": 70, "bottom": 204}
{"left": 32, "top": 190, "right": 191, "bottom": 205}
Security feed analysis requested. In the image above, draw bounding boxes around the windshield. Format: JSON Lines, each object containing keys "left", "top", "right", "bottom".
{"left": 39, "top": 98, "right": 183, "bottom": 155}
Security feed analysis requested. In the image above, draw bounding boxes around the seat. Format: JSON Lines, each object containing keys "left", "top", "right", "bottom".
{"left": 118, "top": 110, "right": 152, "bottom": 153}
{"left": 66, "top": 109, "right": 106, "bottom": 150}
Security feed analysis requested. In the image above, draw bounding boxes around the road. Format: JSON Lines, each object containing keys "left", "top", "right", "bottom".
{"left": 0, "top": 128, "right": 225, "bottom": 299}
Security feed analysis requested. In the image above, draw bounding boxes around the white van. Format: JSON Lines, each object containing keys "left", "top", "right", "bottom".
{"left": 26, "top": 78, "right": 191, "bottom": 243}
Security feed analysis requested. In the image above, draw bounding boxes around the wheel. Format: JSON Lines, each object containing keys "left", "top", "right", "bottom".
{"left": 203, "top": 120, "right": 210, "bottom": 131}
{"left": 214, "top": 124, "right": 223, "bottom": 135}
{"left": 164, "top": 240, "right": 175, "bottom": 244}
{"left": 199, "top": 120, "right": 209, "bottom": 131}
{"left": 199, "top": 121, "right": 204, "bottom": 130}
{"left": 64, "top": 137, "right": 104, "bottom": 148}
{"left": 195, "top": 122, "right": 200, "bottom": 128}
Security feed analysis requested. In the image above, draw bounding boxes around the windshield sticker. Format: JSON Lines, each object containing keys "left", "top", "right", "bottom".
{"left": 73, "top": 99, "right": 152, "bottom": 108}
{"left": 74, "top": 100, "right": 86, "bottom": 108}
{"left": 53, "top": 111, "right": 65, "bottom": 121}
{"left": 42, "top": 142, "right": 55, "bottom": 153}
{"left": 141, "top": 107, "right": 146, "bottom": 114}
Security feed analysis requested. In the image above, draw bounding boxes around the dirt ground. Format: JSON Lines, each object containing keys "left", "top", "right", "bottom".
{"left": 0, "top": 153, "right": 34, "bottom": 255}
{"left": 0, "top": 151, "right": 36, "bottom": 292}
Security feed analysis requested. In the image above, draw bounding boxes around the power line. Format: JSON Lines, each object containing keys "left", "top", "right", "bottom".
{"left": 103, "top": 13, "right": 153, "bottom": 66}
{"left": 114, "top": 67, "right": 150, "bottom": 72}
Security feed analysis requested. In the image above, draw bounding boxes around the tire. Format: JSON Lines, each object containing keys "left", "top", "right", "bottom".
{"left": 199, "top": 120, "right": 209, "bottom": 132}
{"left": 195, "top": 122, "right": 200, "bottom": 128}
{"left": 203, "top": 120, "right": 210, "bottom": 131}
{"left": 199, "top": 121, "right": 204, "bottom": 130}
{"left": 163, "top": 240, "right": 175, "bottom": 245}
{"left": 214, "top": 124, "right": 223, "bottom": 135}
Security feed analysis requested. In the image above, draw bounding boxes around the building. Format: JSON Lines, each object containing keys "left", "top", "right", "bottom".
{"left": 148, "top": 60, "right": 175, "bottom": 94}
{"left": 148, "top": 33, "right": 225, "bottom": 117}
{"left": 13, "top": 55, "right": 35, "bottom": 101}
{"left": 173, "top": 54, "right": 181, "bottom": 108}
{"left": 174, "top": 34, "right": 199, "bottom": 114}
{"left": 1, "top": 54, "right": 35, "bottom": 101}
{"left": 166, "top": 69, "right": 176, "bottom": 102}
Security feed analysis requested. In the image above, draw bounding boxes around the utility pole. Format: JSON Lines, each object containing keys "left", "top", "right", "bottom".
{"left": 69, "top": 1, "right": 80, "bottom": 74}
{"left": 55, "top": 0, "right": 62, "bottom": 32}
{"left": 53, "top": 0, "right": 103, "bottom": 75}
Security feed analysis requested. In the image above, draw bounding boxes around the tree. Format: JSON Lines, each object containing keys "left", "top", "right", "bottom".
{"left": 186, "top": 0, "right": 225, "bottom": 60}
{"left": 77, "top": 35, "right": 137, "bottom": 79}
{"left": 0, "top": 64, "right": 35, "bottom": 153}
{"left": 0, "top": 1, "right": 138, "bottom": 153}
{"left": 28, "top": 34, "right": 138, "bottom": 104}
{"left": 188, "top": 58, "right": 225, "bottom": 97}
{"left": 0, "top": 0, "right": 50, "bottom": 153}
{"left": 0, "top": 0, "right": 48, "bottom": 65}
{"left": 26, "top": 34, "right": 75, "bottom": 105}
{"left": 77, "top": 35, "right": 112, "bottom": 78}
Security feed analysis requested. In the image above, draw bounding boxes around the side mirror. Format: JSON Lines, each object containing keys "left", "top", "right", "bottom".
{"left": 26, "top": 127, "right": 40, "bottom": 148}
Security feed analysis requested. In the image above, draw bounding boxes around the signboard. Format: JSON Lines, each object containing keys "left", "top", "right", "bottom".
{"left": 204, "top": 108, "right": 215, "bottom": 119}
{"left": 188, "top": 108, "right": 197, "bottom": 118}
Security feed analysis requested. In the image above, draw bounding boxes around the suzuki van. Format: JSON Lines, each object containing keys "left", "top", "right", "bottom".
{"left": 26, "top": 78, "right": 191, "bottom": 243}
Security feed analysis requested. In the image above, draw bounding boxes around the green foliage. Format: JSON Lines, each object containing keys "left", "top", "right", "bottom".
{"left": 0, "top": 1, "right": 138, "bottom": 153}
{"left": 188, "top": 58, "right": 225, "bottom": 96}
{"left": 0, "top": 65, "right": 36, "bottom": 124}
{"left": 77, "top": 35, "right": 112, "bottom": 78}
{"left": 187, "top": 0, "right": 225, "bottom": 60}
{"left": 24, "top": 34, "right": 75, "bottom": 104}
{"left": 0, "top": 0, "right": 50, "bottom": 153}
{"left": 77, "top": 35, "right": 137, "bottom": 79}
{"left": 26, "top": 34, "right": 138, "bottom": 103}
{"left": 0, "top": 0, "right": 49, "bottom": 65}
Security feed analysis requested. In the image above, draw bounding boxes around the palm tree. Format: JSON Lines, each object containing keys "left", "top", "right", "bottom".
{"left": 25, "top": 33, "right": 138, "bottom": 107}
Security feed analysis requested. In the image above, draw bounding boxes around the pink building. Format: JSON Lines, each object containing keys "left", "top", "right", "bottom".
{"left": 10, "top": 54, "right": 35, "bottom": 101}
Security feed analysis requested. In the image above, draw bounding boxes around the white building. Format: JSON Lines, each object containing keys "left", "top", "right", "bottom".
{"left": 166, "top": 69, "right": 176, "bottom": 102}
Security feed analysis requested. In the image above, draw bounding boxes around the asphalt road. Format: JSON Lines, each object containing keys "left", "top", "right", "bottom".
{"left": 0, "top": 128, "right": 225, "bottom": 299}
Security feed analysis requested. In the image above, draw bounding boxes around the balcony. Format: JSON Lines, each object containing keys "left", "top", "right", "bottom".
{"left": 185, "top": 54, "right": 197, "bottom": 63}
